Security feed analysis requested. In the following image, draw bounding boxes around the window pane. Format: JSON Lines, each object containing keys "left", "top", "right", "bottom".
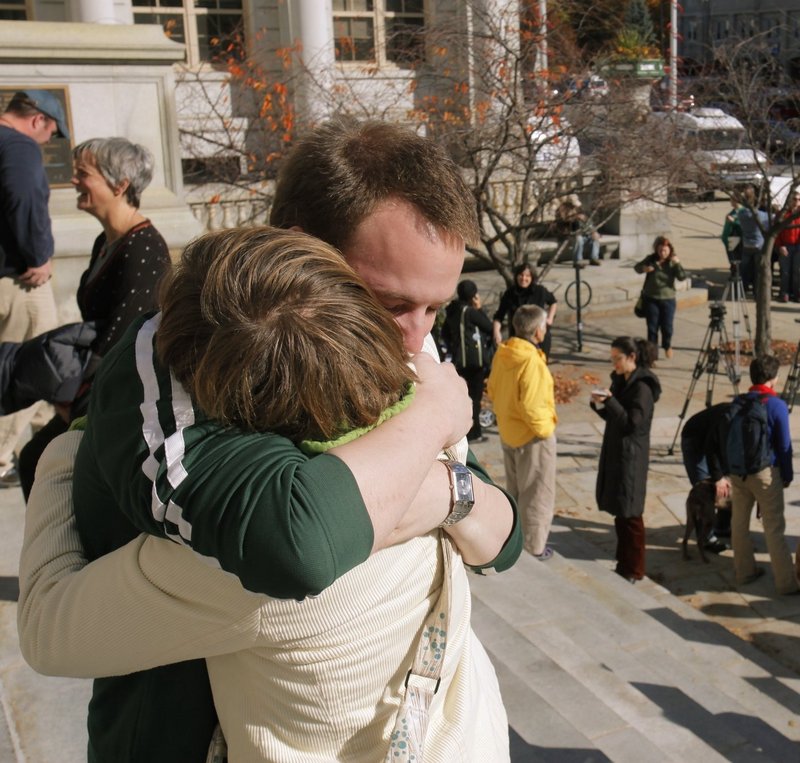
{"left": 333, "top": 0, "right": 372, "bottom": 9}
{"left": 386, "top": 0, "right": 422, "bottom": 12}
{"left": 0, "top": 9, "right": 26, "bottom": 19}
{"left": 197, "top": 14, "right": 244, "bottom": 62}
{"left": 386, "top": 18, "right": 424, "bottom": 65}
{"left": 196, "top": 0, "right": 241, "bottom": 9}
{"left": 333, "top": 16, "right": 374, "bottom": 61}
{"left": 134, "top": 12, "right": 186, "bottom": 44}
{"left": 351, "top": 19, "right": 371, "bottom": 37}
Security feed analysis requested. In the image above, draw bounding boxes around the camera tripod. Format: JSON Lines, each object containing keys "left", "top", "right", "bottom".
{"left": 720, "top": 260, "right": 752, "bottom": 369}
{"left": 667, "top": 302, "right": 741, "bottom": 455}
{"left": 781, "top": 322, "right": 800, "bottom": 412}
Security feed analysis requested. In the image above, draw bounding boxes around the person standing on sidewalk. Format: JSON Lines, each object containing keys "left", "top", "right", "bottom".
{"left": 736, "top": 185, "right": 769, "bottom": 295}
{"left": 634, "top": 235, "right": 686, "bottom": 359}
{"left": 721, "top": 195, "right": 743, "bottom": 264}
{"left": 488, "top": 304, "right": 557, "bottom": 560}
{"left": 0, "top": 91, "right": 66, "bottom": 487}
{"left": 726, "top": 355, "right": 799, "bottom": 595}
{"left": 775, "top": 190, "right": 800, "bottom": 303}
{"left": 492, "top": 263, "right": 557, "bottom": 359}
{"left": 442, "top": 279, "right": 494, "bottom": 443}
{"left": 591, "top": 337, "right": 660, "bottom": 583}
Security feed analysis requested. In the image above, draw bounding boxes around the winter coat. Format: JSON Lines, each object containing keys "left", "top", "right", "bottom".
{"left": 487, "top": 336, "right": 557, "bottom": 447}
{"left": 492, "top": 284, "right": 556, "bottom": 337}
{"left": 634, "top": 254, "right": 686, "bottom": 300}
{"left": 441, "top": 299, "right": 493, "bottom": 370}
{"left": 592, "top": 366, "right": 661, "bottom": 517}
{"left": 0, "top": 322, "right": 96, "bottom": 415}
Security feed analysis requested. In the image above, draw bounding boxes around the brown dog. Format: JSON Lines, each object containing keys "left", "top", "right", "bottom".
{"left": 682, "top": 479, "right": 718, "bottom": 563}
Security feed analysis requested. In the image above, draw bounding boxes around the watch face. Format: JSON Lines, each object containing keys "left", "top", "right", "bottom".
{"left": 454, "top": 471, "right": 474, "bottom": 501}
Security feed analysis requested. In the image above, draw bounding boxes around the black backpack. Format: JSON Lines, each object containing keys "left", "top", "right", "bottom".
{"left": 724, "top": 394, "right": 772, "bottom": 477}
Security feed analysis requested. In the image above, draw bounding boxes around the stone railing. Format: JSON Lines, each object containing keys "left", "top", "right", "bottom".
{"left": 186, "top": 182, "right": 275, "bottom": 232}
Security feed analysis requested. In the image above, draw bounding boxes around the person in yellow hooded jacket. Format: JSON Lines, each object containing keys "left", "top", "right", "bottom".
{"left": 487, "top": 304, "right": 558, "bottom": 560}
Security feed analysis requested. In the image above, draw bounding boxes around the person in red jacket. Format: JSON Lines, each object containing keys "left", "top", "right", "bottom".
{"left": 776, "top": 191, "right": 800, "bottom": 302}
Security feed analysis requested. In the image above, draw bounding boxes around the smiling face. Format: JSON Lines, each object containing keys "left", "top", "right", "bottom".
{"left": 71, "top": 152, "right": 120, "bottom": 221}
{"left": 656, "top": 240, "right": 672, "bottom": 260}
{"left": 341, "top": 198, "right": 465, "bottom": 353}
{"left": 516, "top": 268, "right": 533, "bottom": 289}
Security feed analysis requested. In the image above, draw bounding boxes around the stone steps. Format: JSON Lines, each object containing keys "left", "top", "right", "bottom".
{"left": 470, "top": 525, "right": 800, "bottom": 762}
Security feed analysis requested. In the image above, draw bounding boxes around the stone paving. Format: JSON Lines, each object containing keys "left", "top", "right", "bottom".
{"left": 468, "top": 198, "right": 800, "bottom": 679}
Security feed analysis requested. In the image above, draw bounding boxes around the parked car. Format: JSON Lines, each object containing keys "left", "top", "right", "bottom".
{"left": 751, "top": 119, "right": 800, "bottom": 163}
{"left": 528, "top": 116, "right": 581, "bottom": 176}
{"left": 652, "top": 107, "right": 768, "bottom": 199}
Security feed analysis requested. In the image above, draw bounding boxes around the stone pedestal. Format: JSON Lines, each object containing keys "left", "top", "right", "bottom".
{"left": 0, "top": 21, "right": 202, "bottom": 320}
{"left": 603, "top": 194, "right": 671, "bottom": 258}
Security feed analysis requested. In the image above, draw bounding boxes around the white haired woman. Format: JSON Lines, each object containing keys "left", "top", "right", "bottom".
{"left": 18, "top": 137, "right": 170, "bottom": 498}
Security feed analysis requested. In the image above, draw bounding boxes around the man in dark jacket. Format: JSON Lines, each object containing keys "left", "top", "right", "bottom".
{"left": 0, "top": 90, "right": 67, "bottom": 485}
{"left": 680, "top": 402, "right": 732, "bottom": 550}
{"left": 442, "top": 279, "right": 494, "bottom": 442}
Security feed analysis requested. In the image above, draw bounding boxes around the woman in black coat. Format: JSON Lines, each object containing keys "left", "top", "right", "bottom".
{"left": 590, "top": 337, "right": 661, "bottom": 582}
{"left": 492, "top": 263, "right": 557, "bottom": 359}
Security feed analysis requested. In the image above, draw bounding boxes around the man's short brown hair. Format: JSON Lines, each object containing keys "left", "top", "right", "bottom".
{"left": 750, "top": 354, "right": 780, "bottom": 386}
{"left": 156, "top": 227, "right": 414, "bottom": 442}
{"left": 269, "top": 118, "right": 479, "bottom": 251}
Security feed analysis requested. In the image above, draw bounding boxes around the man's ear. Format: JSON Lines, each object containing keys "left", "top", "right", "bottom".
{"left": 114, "top": 179, "right": 131, "bottom": 197}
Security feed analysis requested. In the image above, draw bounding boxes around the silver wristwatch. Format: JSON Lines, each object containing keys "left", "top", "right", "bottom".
{"left": 439, "top": 460, "right": 475, "bottom": 527}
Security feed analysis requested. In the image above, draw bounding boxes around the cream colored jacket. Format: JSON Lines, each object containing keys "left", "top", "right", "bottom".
{"left": 18, "top": 432, "right": 509, "bottom": 762}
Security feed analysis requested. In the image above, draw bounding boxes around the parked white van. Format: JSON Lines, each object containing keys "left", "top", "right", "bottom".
{"left": 653, "top": 107, "right": 768, "bottom": 198}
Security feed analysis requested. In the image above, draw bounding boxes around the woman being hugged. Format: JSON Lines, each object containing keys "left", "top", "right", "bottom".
{"left": 634, "top": 236, "right": 686, "bottom": 359}
{"left": 590, "top": 337, "right": 660, "bottom": 583}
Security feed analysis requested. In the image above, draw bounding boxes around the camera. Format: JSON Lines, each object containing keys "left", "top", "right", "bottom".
{"left": 709, "top": 302, "right": 726, "bottom": 321}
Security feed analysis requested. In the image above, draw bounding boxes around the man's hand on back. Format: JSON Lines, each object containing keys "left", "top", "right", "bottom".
{"left": 19, "top": 260, "right": 52, "bottom": 287}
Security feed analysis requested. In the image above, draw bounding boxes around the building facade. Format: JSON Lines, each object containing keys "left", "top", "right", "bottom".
{"left": 679, "top": 0, "right": 800, "bottom": 77}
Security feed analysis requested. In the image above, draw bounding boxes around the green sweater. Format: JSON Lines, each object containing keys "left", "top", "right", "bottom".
{"left": 634, "top": 253, "right": 687, "bottom": 300}
{"left": 73, "top": 313, "right": 520, "bottom": 762}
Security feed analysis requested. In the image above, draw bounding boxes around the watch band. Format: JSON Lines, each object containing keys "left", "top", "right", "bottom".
{"left": 439, "top": 459, "right": 475, "bottom": 527}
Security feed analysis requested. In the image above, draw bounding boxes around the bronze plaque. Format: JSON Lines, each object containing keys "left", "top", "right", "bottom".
{"left": 0, "top": 86, "right": 74, "bottom": 187}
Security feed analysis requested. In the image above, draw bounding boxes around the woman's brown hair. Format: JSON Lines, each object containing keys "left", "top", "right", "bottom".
{"left": 156, "top": 227, "right": 414, "bottom": 442}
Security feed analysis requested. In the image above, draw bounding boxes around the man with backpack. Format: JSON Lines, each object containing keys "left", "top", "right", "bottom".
{"left": 726, "top": 355, "right": 799, "bottom": 595}
{"left": 441, "top": 279, "right": 494, "bottom": 443}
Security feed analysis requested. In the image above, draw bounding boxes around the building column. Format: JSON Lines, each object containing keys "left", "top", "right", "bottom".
{"left": 70, "top": 0, "right": 130, "bottom": 24}
{"left": 291, "top": 0, "right": 336, "bottom": 122}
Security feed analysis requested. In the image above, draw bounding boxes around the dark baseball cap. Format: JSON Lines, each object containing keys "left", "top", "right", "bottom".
{"left": 14, "top": 90, "right": 70, "bottom": 139}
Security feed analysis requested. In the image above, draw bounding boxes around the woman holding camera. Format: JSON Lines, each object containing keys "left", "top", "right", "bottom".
{"left": 634, "top": 236, "right": 686, "bottom": 359}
